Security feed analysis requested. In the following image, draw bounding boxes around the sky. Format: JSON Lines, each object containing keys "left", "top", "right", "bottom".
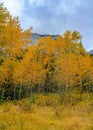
{"left": 1, "top": 0, "right": 93, "bottom": 51}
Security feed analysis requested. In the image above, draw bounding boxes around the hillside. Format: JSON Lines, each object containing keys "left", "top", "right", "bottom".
{"left": 32, "top": 33, "right": 93, "bottom": 56}
{"left": 31, "top": 33, "right": 59, "bottom": 44}
{"left": 88, "top": 50, "right": 93, "bottom": 55}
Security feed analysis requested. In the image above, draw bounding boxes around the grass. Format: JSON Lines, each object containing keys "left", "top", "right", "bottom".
{"left": 0, "top": 93, "right": 93, "bottom": 130}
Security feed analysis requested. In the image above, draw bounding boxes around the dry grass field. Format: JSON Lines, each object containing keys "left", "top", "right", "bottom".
{"left": 0, "top": 94, "right": 93, "bottom": 130}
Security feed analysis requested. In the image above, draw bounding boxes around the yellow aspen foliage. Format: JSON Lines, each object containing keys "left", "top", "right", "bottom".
{"left": 0, "top": 2, "right": 93, "bottom": 99}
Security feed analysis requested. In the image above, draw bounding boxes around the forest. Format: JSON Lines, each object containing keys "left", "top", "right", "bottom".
{"left": 0, "top": 3, "right": 93, "bottom": 130}
{"left": 0, "top": 3, "right": 93, "bottom": 100}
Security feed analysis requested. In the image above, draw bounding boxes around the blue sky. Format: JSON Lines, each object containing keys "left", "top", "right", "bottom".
{"left": 1, "top": 0, "right": 93, "bottom": 51}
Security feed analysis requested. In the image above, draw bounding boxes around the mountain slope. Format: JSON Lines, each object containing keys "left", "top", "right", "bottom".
{"left": 88, "top": 50, "right": 93, "bottom": 55}
{"left": 31, "top": 33, "right": 93, "bottom": 55}
{"left": 31, "top": 33, "right": 59, "bottom": 44}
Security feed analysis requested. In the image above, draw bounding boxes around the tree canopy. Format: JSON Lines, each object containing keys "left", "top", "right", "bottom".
{"left": 0, "top": 3, "right": 93, "bottom": 100}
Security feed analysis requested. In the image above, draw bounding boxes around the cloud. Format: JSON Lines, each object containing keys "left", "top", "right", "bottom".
{"left": 1, "top": 0, "right": 93, "bottom": 50}
{"left": 2, "top": 0, "right": 25, "bottom": 16}
{"left": 56, "top": 0, "right": 82, "bottom": 15}
{"left": 28, "top": 0, "right": 45, "bottom": 6}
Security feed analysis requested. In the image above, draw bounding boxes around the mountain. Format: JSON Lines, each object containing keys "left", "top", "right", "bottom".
{"left": 31, "top": 33, "right": 59, "bottom": 44}
{"left": 88, "top": 50, "right": 93, "bottom": 55}
{"left": 31, "top": 33, "right": 93, "bottom": 56}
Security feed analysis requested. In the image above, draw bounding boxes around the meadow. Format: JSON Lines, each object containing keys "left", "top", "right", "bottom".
{"left": 0, "top": 93, "right": 93, "bottom": 130}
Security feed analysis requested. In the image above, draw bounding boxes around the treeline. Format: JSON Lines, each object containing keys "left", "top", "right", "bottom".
{"left": 0, "top": 3, "right": 93, "bottom": 100}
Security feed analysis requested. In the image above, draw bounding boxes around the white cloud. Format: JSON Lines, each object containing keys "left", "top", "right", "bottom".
{"left": 0, "top": 0, "right": 93, "bottom": 50}
{"left": 28, "top": 0, "right": 45, "bottom": 6}
{"left": 2, "top": 0, "right": 25, "bottom": 17}
{"left": 56, "top": 0, "right": 82, "bottom": 15}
